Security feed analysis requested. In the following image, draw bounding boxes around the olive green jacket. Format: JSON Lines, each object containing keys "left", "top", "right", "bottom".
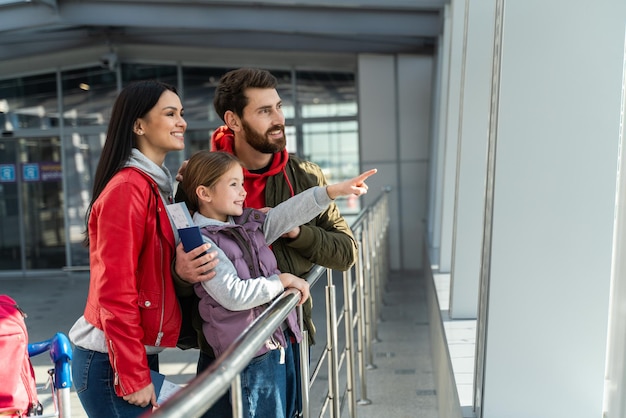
{"left": 266, "top": 155, "right": 359, "bottom": 344}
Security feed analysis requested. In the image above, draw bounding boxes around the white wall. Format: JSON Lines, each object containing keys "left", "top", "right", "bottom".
{"left": 427, "top": 4, "right": 452, "bottom": 266}
{"left": 439, "top": 0, "right": 467, "bottom": 274}
{"left": 358, "top": 54, "right": 433, "bottom": 271}
{"left": 479, "top": 1, "right": 626, "bottom": 417}
{"left": 448, "top": 0, "right": 496, "bottom": 319}
{"left": 603, "top": 27, "right": 626, "bottom": 418}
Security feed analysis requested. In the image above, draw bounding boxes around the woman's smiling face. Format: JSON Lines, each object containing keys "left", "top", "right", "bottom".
{"left": 134, "top": 89, "right": 187, "bottom": 164}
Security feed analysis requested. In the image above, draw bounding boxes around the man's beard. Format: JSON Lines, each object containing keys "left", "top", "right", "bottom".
{"left": 242, "top": 120, "right": 286, "bottom": 154}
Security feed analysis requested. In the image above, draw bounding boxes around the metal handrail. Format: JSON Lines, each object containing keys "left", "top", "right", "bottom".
{"left": 149, "top": 288, "right": 303, "bottom": 417}
{"left": 145, "top": 187, "right": 391, "bottom": 418}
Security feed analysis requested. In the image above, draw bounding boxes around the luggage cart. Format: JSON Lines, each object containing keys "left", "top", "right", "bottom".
{"left": 28, "top": 332, "right": 73, "bottom": 418}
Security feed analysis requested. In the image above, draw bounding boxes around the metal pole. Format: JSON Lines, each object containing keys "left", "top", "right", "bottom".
{"left": 230, "top": 375, "right": 242, "bottom": 418}
{"left": 325, "top": 268, "right": 341, "bottom": 418}
{"left": 57, "top": 388, "right": 71, "bottom": 418}
{"left": 368, "top": 211, "right": 381, "bottom": 344}
{"left": 342, "top": 269, "right": 358, "bottom": 417}
{"left": 362, "top": 224, "right": 376, "bottom": 369}
{"left": 299, "top": 304, "right": 311, "bottom": 418}
{"left": 354, "top": 228, "right": 371, "bottom": 405}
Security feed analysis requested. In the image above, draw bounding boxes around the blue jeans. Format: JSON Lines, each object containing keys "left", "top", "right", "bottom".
{"left": 197, "top": 331, "right": 299, "bottom": 418}
{"left": 197, "top": 351, "right": 233, "bottom": 418}
{"left": 72, "top": 346, "right": 158, "bottom": 418}
{"left": 289, "top": 339, "right": 302, "bottom": 417}
{"left": 240, "top": 331, "right": 298, "bottom": 418}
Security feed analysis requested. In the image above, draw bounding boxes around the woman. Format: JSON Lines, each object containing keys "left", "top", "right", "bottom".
{"left": 69, "top": 80, "right": 211, "bottom": 417}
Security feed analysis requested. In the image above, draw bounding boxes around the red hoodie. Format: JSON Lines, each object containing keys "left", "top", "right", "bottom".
{"left": 211, "top": 125, "right": 293, "bottom": 208}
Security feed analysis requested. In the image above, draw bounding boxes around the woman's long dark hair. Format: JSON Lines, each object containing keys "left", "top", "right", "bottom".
{"left": 83, "top": 80, "right": 178, "bottom": 246}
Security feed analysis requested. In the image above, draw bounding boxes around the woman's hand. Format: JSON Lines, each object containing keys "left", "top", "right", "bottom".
{"left": 122, "top": 382, "right": 158, "bottom": 409}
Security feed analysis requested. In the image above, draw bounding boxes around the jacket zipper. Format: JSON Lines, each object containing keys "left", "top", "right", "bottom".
{"left": 155, "top": 188, "right": 165, "bottom": 347}
{"left": 109, "top": 339, "right": 127, "bottom": 395}
{"left": 156, "top": 232, "right": 165, "bottom": 346}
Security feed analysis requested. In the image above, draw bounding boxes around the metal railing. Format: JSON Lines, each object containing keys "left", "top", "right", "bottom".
{"left": 147, "top": 187, "right": 391, "bottom": 418}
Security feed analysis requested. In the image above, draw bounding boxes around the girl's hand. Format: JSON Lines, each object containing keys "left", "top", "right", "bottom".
{"left": 326, "top": 168, "right": 378, "bottom": 200}
{"left": 279, "top": 273, "right": 311, "bottom": 305}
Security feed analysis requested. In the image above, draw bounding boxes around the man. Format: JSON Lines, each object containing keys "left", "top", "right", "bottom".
{"left": 176, "top": 67, "right": 358, "bottom": 417}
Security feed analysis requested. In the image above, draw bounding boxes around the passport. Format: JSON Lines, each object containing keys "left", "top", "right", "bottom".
{"left": 178, "top": 226, "right": 204, "bottom": 252}
{"left": 165, "top": 202, "right": 204, "bottom": 252}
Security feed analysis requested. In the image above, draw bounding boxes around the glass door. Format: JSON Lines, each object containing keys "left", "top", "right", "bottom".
{"left": 0, "top": 139, "right": 20, "bottom": 270}
{"left": 0, "top": 136, "right": 66, "bottom": 271}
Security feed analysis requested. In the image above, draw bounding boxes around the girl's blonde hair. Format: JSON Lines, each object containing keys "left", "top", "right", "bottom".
{"left": 181, "top": 150, "right": 242, "bottom": 212}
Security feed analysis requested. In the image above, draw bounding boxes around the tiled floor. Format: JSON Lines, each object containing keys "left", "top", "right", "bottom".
{"left": 355, "top": 271, "right": 439, "bottom": 418}
{"left": 433, "top": 272, "right": 476, "bottom": 410}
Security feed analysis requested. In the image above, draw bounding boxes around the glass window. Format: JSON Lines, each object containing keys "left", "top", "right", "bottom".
{"left": 296, "top": 71, "right": 357, "bottom": 118}
{"left": 122, "top": 64, "right": 178, "bottom": 87}
{"left": 0, "top": 73, "right": 59, "bottom": 130}
{"left": 182, "top": 67, "right": 230, "bottom": 123}
{"left": 301, "top": 121, "right": 360, "bottom": 213}
{"left": 296, "top": 71, "right": 359, "bottom": 213}
{"left": 0, "top": 139, "right": 20, "bottom": 270}
{"left": 19, "top": 136, "right": 66, "bottom": 269}
{"left": 63, "top": 132, "right": 104, "bottom": 267}
{"left": 185, "top": 129, "right": 213, "bottom": 157}
{"left": 273, "top": 70, "right": 295, "bottom": 120}
{"left": 62, "top": 67, "right": 118, "bottom": 127}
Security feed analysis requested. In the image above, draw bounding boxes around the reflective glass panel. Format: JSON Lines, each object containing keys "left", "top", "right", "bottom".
{"left": 181, "top": 67, "right": 231, "bottom": 123}
{"left": 19, "top": 136, "right": 66, "bottom": 269}
{"left": 63, "top": 132, "right": 105, "bottom": 267}
{"left": 302, "top": 121, "right": 360, "bottom": 213}
{"left": 0, "top": 73, "right": 59, "bottom": 130}
{"left": 62, "top": 67, "right": 118, "bottom": 126}
{"left": 122, "top": 64, "right": 178, "bottom": 87}
{"left": 296, "top": 71, "right": 357, "bottom": 118}
{"left": 0, "top": 139, "right": 20, "bottom": 270}
{"left": 273, "top": 70, "right": 294, "bottom": 120}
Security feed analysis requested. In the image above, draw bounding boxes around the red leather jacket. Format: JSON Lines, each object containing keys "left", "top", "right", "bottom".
{"left": 83, "top": 167, "right": 180, "bottom": 396}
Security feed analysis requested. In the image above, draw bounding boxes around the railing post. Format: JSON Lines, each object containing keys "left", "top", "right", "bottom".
{"left": 342, "top": 268, "right": 358, "bottom": 417}
{"left": 371, "top": 205, "right": 384, "bottom": 330}
{"left": 362, "top": 223, "right": 377, "bottom": 369}
{"left": 299, "top": 306, "right": 311, "bottom": 418}
{"left": 367, "top": 211, "right": 381, "bottom": 345}
{"left": 231, "top": 374, "right": 243, "bottom": 418}
{"left": 325, "top": 268, "right": 341, "bottom": 418}
{"left": 355, "top": 227, "right": 372, "bottom": 406}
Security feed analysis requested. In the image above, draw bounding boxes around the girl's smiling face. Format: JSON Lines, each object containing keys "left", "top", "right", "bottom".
{"left": 199, "top": 163, "right": 247, "bottom": 222}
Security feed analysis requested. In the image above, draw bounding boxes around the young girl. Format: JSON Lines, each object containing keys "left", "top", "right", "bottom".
{"left": 180, "top": 150, "right": 376, "bottom": 418}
